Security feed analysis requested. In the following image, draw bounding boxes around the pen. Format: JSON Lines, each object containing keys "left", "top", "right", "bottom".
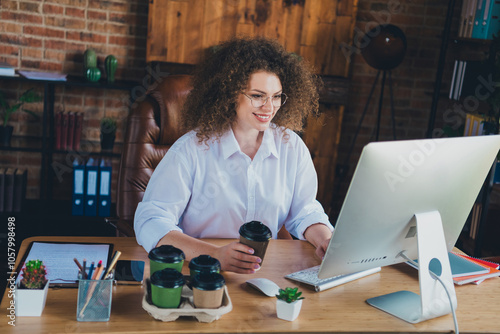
{"left": 103, "top": 251, "right": 121, "bottom": 279}
{"left": 82, "top": 259, "right": 87, "bottom": 279}
{"left": 88, "top": 262, "right": 95, "bottom": 279}
{"left": 92, "top": 260, "right": 103, "bottom": 280}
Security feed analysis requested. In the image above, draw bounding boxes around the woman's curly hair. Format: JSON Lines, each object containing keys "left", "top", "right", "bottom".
{"left": 182, "top": 36, "right": 322, "bottom": 144}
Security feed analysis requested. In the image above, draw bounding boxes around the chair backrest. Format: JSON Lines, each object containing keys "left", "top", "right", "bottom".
{"left": 116, "top": 75, "right": 193, "bottom": 234}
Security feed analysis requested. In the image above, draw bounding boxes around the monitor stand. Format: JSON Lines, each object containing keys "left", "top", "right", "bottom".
{"left": 366, "top": 211, "right": 457, "bottom": 323}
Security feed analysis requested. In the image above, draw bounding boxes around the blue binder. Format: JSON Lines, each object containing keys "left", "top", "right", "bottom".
{"left": 84, "top": 157, "right": 99, "bottom": 216}
{"left": 472, "top": 0, "right": 500, "bottom": 40}
{"left": 72, "top": 158, "right": 85, "bottom": 215}
{"left": 98, "top": 158, "right": 112, "bottom": 217}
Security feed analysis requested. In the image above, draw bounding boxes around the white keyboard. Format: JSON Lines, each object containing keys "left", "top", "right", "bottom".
{"left": 285, "top": 266, "right": 381, "bottom": 292}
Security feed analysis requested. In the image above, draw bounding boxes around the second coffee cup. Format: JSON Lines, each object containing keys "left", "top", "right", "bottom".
{"left": 189, "top": 255, "right": 221, "bottom": 279}
{"left": 239, "top": 221, "right": 272, "bottom": 265}
{"left": 149, "top": 245, "right": 185, "bottom": 276}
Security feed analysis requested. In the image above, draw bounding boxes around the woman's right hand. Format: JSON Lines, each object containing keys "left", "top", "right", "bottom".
{"left": 212, "top": 241, "right": 262, "bottom": 274}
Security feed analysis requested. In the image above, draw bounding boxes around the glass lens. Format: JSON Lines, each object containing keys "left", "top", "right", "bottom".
{"left": 244, "top": 93, "right": 287, "bottom": 108}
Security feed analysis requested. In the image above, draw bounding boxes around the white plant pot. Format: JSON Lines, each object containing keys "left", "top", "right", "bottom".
{"left": 16, "top": 281, "right": 49, "bottom": 316}
{"left": 276, "top": 299, "right": 303, "bottom": 321}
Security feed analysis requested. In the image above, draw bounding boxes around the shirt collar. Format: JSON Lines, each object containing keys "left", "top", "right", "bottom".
{"left": 220, "top": 126, "right": 279, "bottom": 160}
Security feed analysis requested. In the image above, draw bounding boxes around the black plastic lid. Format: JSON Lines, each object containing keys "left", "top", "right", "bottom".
{"left": 239, "top": 221, "right": 272, "bottom": 242}
{"left": 150, "top": 268, "right": 185, "bottom": 289}
{"left": 191, "top": 272, "right": 225, "bottom": 291}
{"left": 148, "top": 245, "right": 185, "bottom": 263}
{"left": 189, "top": 255, "right": 221, "bottom": 272}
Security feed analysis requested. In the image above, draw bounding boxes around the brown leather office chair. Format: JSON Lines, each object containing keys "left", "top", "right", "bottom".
{"left": 108, "top": 74, "right": 292, "bottom": 239}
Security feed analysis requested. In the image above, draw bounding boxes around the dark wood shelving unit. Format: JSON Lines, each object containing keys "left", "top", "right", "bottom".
{"left": 0, "top": 74, "right": 138, "bottom": 205}
{"left": 428, "top": 0, "right": 500, "bottom": 257}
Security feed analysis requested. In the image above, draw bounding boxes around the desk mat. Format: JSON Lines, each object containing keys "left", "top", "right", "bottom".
{"left": 142, "top": 279, "right": 232, "bottom": 323}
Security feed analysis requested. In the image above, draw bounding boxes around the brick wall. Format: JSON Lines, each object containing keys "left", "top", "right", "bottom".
{"left": 331, "top": 0, "right": 461, "bottom": 218}
{"left": 0, "top": 1, "right": 459, "bottom": 217}
{"left": 0, "top": 0, "right": 148, "bottom": 202}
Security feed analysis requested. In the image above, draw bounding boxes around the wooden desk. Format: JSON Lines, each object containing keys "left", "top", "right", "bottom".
{"left": 2, "top": 236, "right": 500, "bottom": 333}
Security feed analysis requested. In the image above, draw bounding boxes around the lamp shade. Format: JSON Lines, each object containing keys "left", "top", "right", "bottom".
{"left": 361, "top": 24, "right": 407, "bottom": 70}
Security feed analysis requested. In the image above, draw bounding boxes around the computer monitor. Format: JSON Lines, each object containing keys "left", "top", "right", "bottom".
{"left": 318, "top": 135, "right": 500, "bottom": 323}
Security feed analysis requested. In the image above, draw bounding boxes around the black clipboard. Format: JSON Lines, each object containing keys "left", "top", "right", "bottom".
{"left": 15, "top": 241, "right": 114, "bottom": 288}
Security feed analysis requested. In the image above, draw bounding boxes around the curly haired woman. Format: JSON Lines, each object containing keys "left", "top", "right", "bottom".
{"left": 134, "top": 37, "right": 333, "bottom": 274}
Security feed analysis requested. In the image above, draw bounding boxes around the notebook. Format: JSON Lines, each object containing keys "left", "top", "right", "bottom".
{"left": 406, "top": 251, "right": 489, "bottom": 278}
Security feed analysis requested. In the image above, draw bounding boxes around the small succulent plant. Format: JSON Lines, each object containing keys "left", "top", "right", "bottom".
{"left": 20, "top": 260, "right": 48, "bottom": 289}
{"left": 276, "top": 287, "right": 304, "bottom": 303}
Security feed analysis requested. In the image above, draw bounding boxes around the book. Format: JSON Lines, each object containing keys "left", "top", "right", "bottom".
{"left": 0, "top": 62, "right": 16, "bottom": 76}
{"left": 61, "top": 112, "right": 68, "bottom": 150}
{"left": 18, "top": 70, "right": 67, "bottom": 81}
{"left": 84, "top": 157, "right": 99, "bottom": 216}
{"left": 451, "top": 252, "right": 500, "bottom": 285}
{"left": 459, "top": 0, "right": 470, "bottom": 37}
{"left": 464, "top": 113, "right": 485, "bottom": 136}
{"left": 72, "top": 158, "right": 85, "bottom": 216}
{"left": 98, "top": 158, "right": 112, "bottom": 217}
{"left": 472, "top": 0, "right": 500, "bottom": 40}
{"left": 73, "top": 112, "right": 83, "bottom": 151}
{"left": 407, "top": 251, "right": 489, "bottom": 278}
{"left": 13, "top": 168, "right": 27, "bottom": 212}
{"left": 66, "top": 112, "right": 75, "bottom": 150}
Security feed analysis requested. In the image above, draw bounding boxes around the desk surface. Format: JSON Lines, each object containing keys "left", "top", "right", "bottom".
{"left": 2, "top": 236, "right": 500, "bottom": 334}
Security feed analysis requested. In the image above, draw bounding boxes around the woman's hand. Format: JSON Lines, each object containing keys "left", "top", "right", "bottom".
{"left": 212, "top": 241, "right": 262, "bottom": 274}
{"left": 304, "top": 223, "right": 333, "bottom": 260}
{"left": 315, "top": 238, "right": 330, "bottom": 259}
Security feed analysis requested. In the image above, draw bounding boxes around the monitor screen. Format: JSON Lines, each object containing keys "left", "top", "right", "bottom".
{"left": 319, "top": 135, "right": 500, "bottom": 280}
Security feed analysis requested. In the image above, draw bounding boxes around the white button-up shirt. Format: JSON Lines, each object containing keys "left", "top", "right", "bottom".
{"left": 134, "top": 125, "right": 332, "bottom": 252}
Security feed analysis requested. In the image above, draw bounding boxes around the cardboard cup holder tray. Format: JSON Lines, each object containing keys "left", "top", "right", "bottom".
{"left": 142, "top": 278, "right": 232, "bottom": 323}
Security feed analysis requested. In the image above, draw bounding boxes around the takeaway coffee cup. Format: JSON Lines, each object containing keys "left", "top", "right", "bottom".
{"left": 149, "top": 245, "right": 185, "bottom": 276}
{"left": 191, "top": 272, "right": 226, "bottom": 309}
{"left": 239, "top": 221, "right": 272, "bottom": 265}
{"left": 189, "top": 255, "right": 221, "bottom": 279}
{"left": 150, "top": 268, "right": 185, "bottom": 308}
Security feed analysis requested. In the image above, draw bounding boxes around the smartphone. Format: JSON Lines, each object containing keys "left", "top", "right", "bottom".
{"left": 113, "top": 260, "right": 145, "bottom": 285}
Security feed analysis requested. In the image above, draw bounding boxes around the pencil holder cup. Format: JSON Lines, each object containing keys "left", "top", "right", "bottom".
{"left": 77, "top": 279, "right": 113, "bottom": 321}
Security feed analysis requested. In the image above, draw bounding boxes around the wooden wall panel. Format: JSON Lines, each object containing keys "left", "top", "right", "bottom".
{"left": 147, "top": 0, "right": 357, "bottom": 76}
{"left": 146, "top": 0, "right": 358, "bottom": 213}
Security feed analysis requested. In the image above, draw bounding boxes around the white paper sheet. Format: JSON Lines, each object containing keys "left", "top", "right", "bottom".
{"left": 16, "top": 242, "right": 111, "bottom": 285}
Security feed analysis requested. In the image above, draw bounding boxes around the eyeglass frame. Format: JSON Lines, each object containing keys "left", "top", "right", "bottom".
{"left": 241, "top": 92, "right": 288, "bottom": 108}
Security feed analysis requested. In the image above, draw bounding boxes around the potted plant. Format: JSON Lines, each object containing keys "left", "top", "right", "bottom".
{"left": 275, "top": 287, "right": 304, "bottom": 321}
{"left": 16, "top": 259, "right": 50, "bottom": 316}
{"left": 0, "top": 88, "right": 41, "bottom": 147}
{"left": 100, "top": 117, "right": 117, "bottom": 151}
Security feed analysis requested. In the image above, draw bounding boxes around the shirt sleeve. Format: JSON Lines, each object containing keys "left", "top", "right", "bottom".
{"left": 284, "top": 137, "right": 333, "bottom": 239}
{"left": 134, "top": 148, "right": 192, "bottom": 253}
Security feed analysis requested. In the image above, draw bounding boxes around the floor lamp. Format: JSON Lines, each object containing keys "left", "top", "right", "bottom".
{"left": 330, "top": 24, "right": 407, "bottom": 216}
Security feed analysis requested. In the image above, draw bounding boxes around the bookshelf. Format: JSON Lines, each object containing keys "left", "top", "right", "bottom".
{"left": 0, "top": 75, "right": 137, "bottom": 207}
{"left": 429, "top": 1, "right": 500, "bottom": 257}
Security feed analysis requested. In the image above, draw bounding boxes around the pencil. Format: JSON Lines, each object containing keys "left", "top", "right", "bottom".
{"left": 82, "top": 259, "right": 87, "bottom": 279}
{"left": 74, "top": 258, "right": 84, "bottom": 274}
{"left": 92, "top": 260, "right": 103, "bottom": 280}
{"left": 103, "top": 251, "right": 121, "bottom": 279}
{"left": 88, "top": 262, "right": 95, "bottom": 279}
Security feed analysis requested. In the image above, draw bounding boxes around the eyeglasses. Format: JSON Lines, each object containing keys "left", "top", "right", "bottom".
{"left": 241, "top": 92, "right": 288, "bottom": 108}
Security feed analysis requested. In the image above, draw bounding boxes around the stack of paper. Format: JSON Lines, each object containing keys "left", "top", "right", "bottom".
{"left": 451, "top": 252, "right": 500, "bottom": 285}
{"left": 407, "top": 251, "right": 500, "bottom": 285}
